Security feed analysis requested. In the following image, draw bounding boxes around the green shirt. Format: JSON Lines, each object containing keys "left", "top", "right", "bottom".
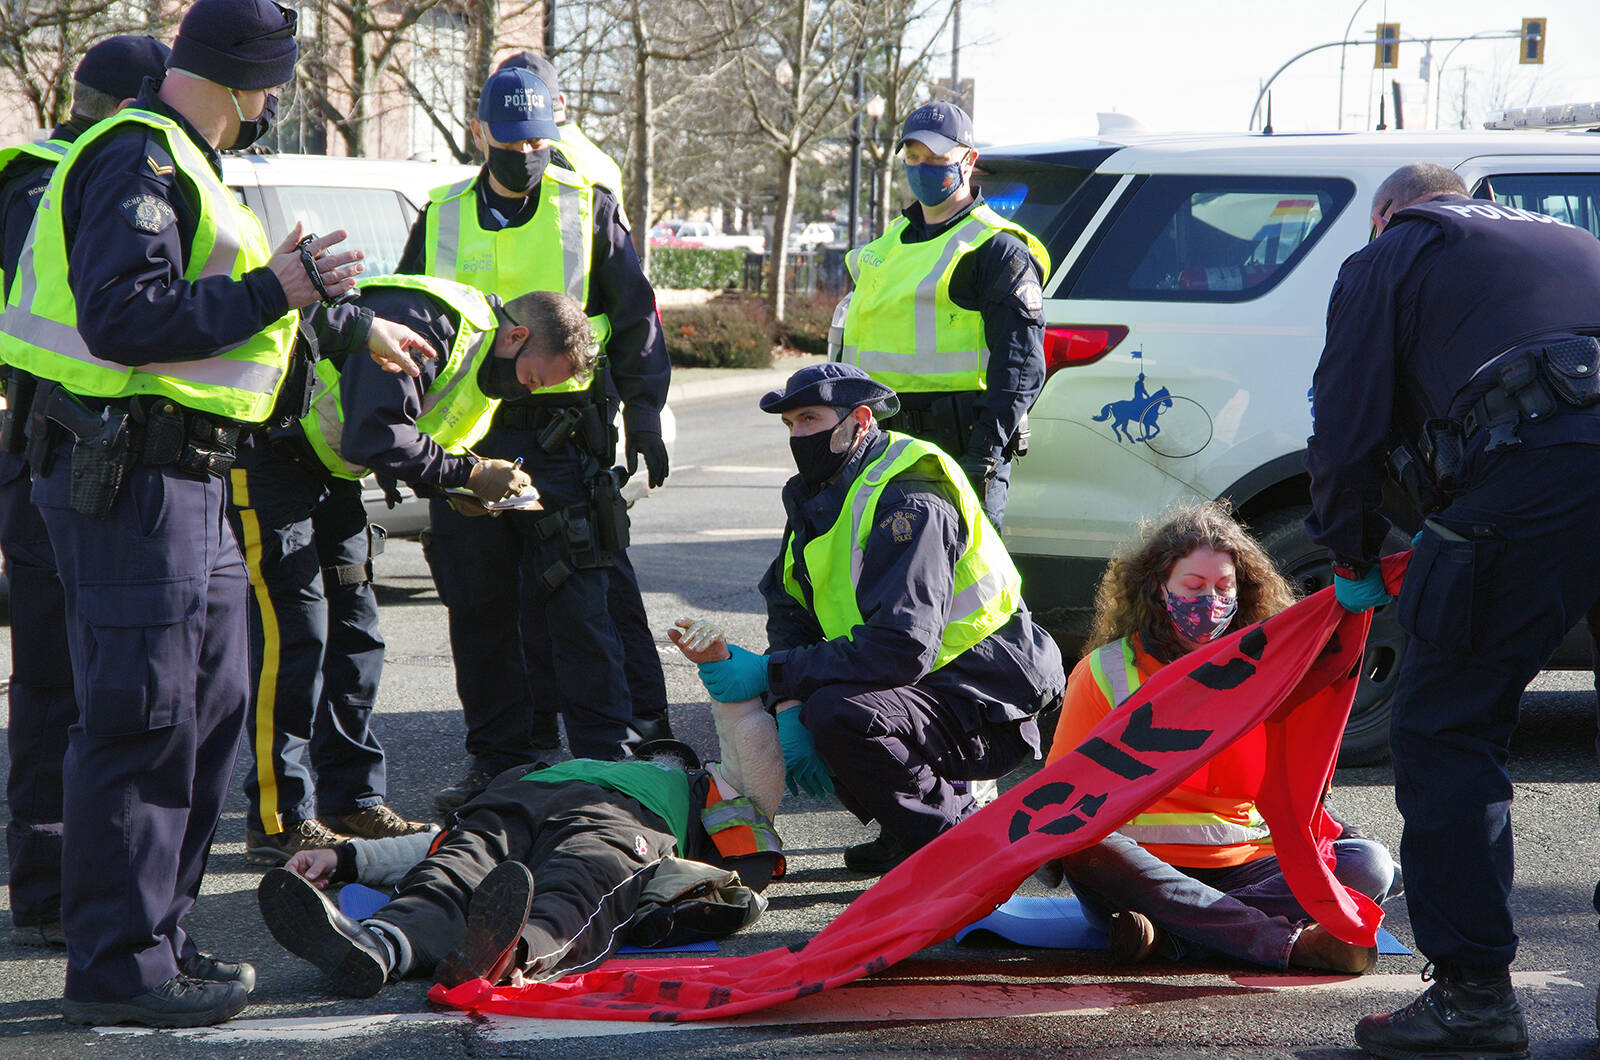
{"left": 520, "top": 759, "right": 693, "bottom": 850}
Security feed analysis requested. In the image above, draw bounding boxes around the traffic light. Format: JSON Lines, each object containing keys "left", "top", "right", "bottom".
{"left": 1520, "top": 18, "right": 1546, "bottom": 64}
{"left": 1375, "top": 23, "right": 1400, "bottom": 70}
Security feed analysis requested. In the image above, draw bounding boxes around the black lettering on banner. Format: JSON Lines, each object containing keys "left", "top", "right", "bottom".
{"left": 795, "top": 980, "right": 826, "bottom": 999}
{"left": 1239, "top": 626, "right": 1267, "bottom": 659}
{"left": 1008, "top": 781, "right": 1110, "bottom": 842}
{"left": 648, "top": 1010, "right": 679, "bottom": 1022}
{"left": 1120, "top": 702, "right": 1211, "bottom": 752}
{"left": 1078, "top": 736, "right": 1156, "bottom": 780}
{"left": 707, "top": 985, "right": 732, "bottom": 1007}
{"left": 1188, "top": 627, "right": 1269, "bottom": 691}
{"left": 658, "top": 980, "right": 681, "bottom": 1001}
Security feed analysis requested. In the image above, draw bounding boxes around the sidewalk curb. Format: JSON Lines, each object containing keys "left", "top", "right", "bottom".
{"left": 667, "top": 356, "right": 824, "bottom": 406}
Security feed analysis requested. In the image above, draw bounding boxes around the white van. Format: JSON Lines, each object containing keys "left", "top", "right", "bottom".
{"left": 975, "top": 126, "right": 1600, "bottom": 763}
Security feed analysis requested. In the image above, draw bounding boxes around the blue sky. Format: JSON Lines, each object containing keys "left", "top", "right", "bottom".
{"left": 963, "top": 0, "right": 1600, "bottom": 143}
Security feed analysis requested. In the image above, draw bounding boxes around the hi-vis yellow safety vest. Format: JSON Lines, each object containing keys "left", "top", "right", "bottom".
{"left": 840, "top": 203, "right": 1048, "bottom": 393}
{"left": 553, "top": 122, "right": 625, "bottom": 210}
{"left": 1090, "top": 636, "right": 1275, "bottom": 861}
{"left": 299, "top": 275, "right": 501, "bottom": 480}
{"left": 0, "top": 138, "right": 69, "bottom": 299}
{"left": 780, "top": 432, "right": 1021, "bottom": 672}
{"left": 421, "top": 167, "right": 610, "bottom": 396}
{"left": 0, "top": 109, "right": 297, "bottom": 423}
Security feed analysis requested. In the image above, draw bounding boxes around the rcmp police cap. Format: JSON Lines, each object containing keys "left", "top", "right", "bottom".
{"left": 760, "top": 363, "right": 900, "bottom": 417}
{"left": 75, "top": 35, "right": 171, "bottom": 101}
{"left": 478, "top": 67, "right": 562, "bottom": 144}
{"left": 496, "top": 51, "right": 562, "bottom": 99}
{"left": 169, "top": 0, "right": 298, "bottom": 91}
{"left": 896, "top": 100, "right": 975, "bottom": 155}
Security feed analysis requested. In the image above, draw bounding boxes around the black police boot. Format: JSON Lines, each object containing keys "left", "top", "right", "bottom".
{"left": 61, "top": 976, "right": 248, "bottom": 1028}
{"left": 1353, "top": 962, "right": 1529, "bottom": 1059}
{"left": 434, "top": 761, "right": 498, "bottom": 816}
{"left": 632, "top": 709, "right": 674, "bottom": 744}
{"left": 257, "top": 868, "right": 393, "bottom": 998}
{"left": 435, "top": 861, "right": 536, "bottom": 989}
{"left": 180, "top": 951, "right": 258, "bottom": 993}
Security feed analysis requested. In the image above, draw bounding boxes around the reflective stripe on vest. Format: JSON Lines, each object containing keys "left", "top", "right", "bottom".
{"left": 840, "top": 204, "right": 1049, "bottom": 393}
{"left": 780, "top": 432, "right": 1022, "bottom": 672}
{"left": 421, "top": 169, "right": 610, "bottom": 395}
{"left": 0, "top": 138, "right": 68, "bottom": 299}
{"left": 703, "top": 776, "right": 785, "bottom": 879}
{"left": 1089, "top": 635, "right": 1274, "bottom": 850}
{"left": 299, "top": 274, "right": 501, "bottom": 479}
{"left": 0, "top": 110, "right": 295, "bottom": 421}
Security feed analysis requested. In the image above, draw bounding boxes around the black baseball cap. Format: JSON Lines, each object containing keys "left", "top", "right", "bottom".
{"left": 477, "top": 66, "right": 561, "bottom": 143}
{"left": 896, "top": 101, "right": 975, "bottom": 155}
{"left": 76, "top": 35, "right": 171, "bottom": 100}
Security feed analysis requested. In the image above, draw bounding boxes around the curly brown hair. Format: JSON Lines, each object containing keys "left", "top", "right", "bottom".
{"left": 1087, "top": 500, "right": 1297, "bottom": 664}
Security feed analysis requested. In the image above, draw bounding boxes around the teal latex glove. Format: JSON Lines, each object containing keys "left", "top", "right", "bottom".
{"left": 776, "top": 708, "right": 835, "bottom": 797}
{"left": 1333, "top": 566, "right": 1394, "bottom": 613}
{"left": 697, "top": 644, "right": 770, "bottom": 703}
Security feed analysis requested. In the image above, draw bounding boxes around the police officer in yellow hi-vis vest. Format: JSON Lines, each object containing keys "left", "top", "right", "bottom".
{"left": 0, "top": 33, "right": 171, "bottom": 953}
{"left": 685, "top": 364, "right": 1064, "bottom": 877}
{"left": 397, "top": 66, "right": 672, "bottom": 812}
{"left": 0, "top": 0, "right": 425, "bottom": 1028}
{"left": 229, "top": 276, "right": 577, "bottom": 866}
{"left": 837, "top": 101, "right": 1050, "bottom": 531}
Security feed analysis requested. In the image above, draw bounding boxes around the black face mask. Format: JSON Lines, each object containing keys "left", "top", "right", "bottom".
{"left": 486, "top": 145, "right": 549, "bottom": 195}
{"left": 230, "top": 91, "right": 277, "bottom": 152}
{"left": 480, "top": 347, "right": 527, "bottom": 400}
{"left": 790, "top": 413, "right": 860, "bottom": 486}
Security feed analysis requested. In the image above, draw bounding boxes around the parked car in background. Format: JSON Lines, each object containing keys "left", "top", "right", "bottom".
{"left": 789, "top": 222, "right": 836, "bottom": 249}
{"left": 652, "top": 218, "right": 764, "bottom": 253}
{"left": 971, "top": 123, "right": 1600, "bottom": 764}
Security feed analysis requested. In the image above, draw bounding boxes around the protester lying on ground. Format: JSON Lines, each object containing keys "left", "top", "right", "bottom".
{"left": 257, "top": 629, "right": 784, "bottom": 998}
{"left": 1037, "top": 501, "right": 1401, "bottom": 974}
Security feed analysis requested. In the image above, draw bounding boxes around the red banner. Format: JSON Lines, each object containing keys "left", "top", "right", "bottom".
{"left": 432, "top": 556, "right": 1406, "bottom": 1022}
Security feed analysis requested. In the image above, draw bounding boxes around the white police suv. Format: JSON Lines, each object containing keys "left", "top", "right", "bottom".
{"left": 975, "top": 118, "right": 1600, "bottom": 763}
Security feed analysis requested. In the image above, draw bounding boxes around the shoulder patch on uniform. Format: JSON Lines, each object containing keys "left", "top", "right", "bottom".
{"left": 878, "top": 507, "right": 920, "bottom": 543}
{"left": 145, "top": 155, "right": 174, "bottom": 177}
{"left": 1014, "top": 280, "right": 1043, "bottom": 314}
{"left": 119, "top": 194, "right": 176, "bottom": 234}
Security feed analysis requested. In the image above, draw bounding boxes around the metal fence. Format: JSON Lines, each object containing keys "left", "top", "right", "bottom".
{"left": 743, "top": 248, "right": 849, "bottom": 297}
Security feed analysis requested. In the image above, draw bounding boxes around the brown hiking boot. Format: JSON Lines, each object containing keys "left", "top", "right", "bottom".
{"left": 1289, "top": 922, "right": 1378, "bottom": 975}
{"left": 245, "top": 819, "right": 350, "bottom": 867}
{"left": 320, "top": 804, "right": 431, "bottom": 840}
{"left": 1106, "top": 910, "right": 1175, "bottom": 964}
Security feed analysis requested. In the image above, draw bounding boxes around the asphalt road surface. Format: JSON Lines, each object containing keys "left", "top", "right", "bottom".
{"left": 2, "top": 380, "right": 1598, "bottom": 1058}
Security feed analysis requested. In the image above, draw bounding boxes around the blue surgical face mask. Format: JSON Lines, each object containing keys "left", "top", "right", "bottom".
{"left": 1164, "top": 590, "right": 1239, "bottom": 644}
{"left": 904, "top": 155, "right": 967, "bottom": 207}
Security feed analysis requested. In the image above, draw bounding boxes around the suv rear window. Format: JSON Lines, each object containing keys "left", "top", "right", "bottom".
{"left": 270, "top": 186, "right": 415, "bottom": 275}
{"left": 973, "top": 150, "right": 1118, "bottom": 268}
{"left": 1481, "top": 173, "right": 1600, "bottom": 237}
{"left": 1068, "top": 175, "right": 1354, "bottom": 303}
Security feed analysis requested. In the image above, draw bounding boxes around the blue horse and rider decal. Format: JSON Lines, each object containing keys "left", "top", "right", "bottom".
{"left": 1094, "top": 371, "right": 1173, "bottom": 443}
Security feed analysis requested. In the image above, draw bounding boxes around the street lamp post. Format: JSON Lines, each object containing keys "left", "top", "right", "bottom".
{"left": 848, "top": 69, "right": 864, "bottom": 250}
{"left": 1336, "top": 0, "right": 1371, "bottom": 130}
{"left": 866, "top": 94, "right": 885, "bottom": 239}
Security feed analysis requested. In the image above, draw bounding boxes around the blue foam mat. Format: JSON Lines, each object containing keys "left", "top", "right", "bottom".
{"left": 955, "top": 895, "right": 1411, "bottom": 955}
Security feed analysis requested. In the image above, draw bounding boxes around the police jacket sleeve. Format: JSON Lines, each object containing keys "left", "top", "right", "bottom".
{"left": 953, "top": 233, "right": 1046, "bottom": 456}
{"left": 758, "top": 547, "right": 826, "bottom": 652}
{"left": 767, "top": 485, "right": 962, "bottom": 700}
{"left": 588, "top": 189, "right": 669, "bottom": 436}
{"left": 62, "top": 131, "right": 290, "bottom": 365}
{"left": 338, "top": 290, "right": 477, "bottom": 490}
{"left": 1304, "top": 236, "right": 1421, "bottom": 566}
{"left": 396, "top": 205, "right": 428, "bottom": 275}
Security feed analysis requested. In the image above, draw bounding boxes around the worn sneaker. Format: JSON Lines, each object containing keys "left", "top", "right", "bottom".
{"left": 1289, "top": 923, "right": 1378, "bottom": 975}
{"left": 843, "top": 831, "right": 912, "bottom": 876}
{"left": 257, "top": 868, "right": 393, "bottom": 999}
{"left": 61, "top": 975, "right": 248, "bottom": 1028}
{"left": 435, "top": 861, "right": 536, "bottom": 989}
{"left": 434, "top": 764, "right": 497, "bottom": 816}
{"left": 245, "top": 819, "right": 350, "bottom": 867}
{"left": 320, "top": 804, "right": 431, "bottom": 840}
{"left": 12, "top": 920, "right": 66, "bottom": 947}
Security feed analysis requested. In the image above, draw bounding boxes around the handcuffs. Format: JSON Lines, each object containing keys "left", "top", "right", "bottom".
{"left": 297, "top": 234, "right": 357, "bottom": 307}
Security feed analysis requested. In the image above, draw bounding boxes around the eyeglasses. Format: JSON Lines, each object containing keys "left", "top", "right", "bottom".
{"left": 236, "top": 1, "right": 298, "bottom": 45}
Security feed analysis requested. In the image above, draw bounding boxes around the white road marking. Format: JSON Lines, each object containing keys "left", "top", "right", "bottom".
{"left": 697, "top": 528, "right": 786, "bottom": 537}
{"left": 696, "top": 465, "right": 788, "bottom": 474}
{"left": 94, "top": 1012, "right": 465, "bottom": 1041}
{"left": 1232, "top": 969, "right": 1581, "bottom": 994}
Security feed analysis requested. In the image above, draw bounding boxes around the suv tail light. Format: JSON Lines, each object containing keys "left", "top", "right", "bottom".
{"left": 1043, "top": 325, "right": 1130, "bottom": 379}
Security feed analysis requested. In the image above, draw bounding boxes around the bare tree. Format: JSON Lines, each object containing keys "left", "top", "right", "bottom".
{"left": 859, "top": 0, "right": 953, "bottom": 239}
{"left": 0, "top": 1, "right": 176, "bottom": 130}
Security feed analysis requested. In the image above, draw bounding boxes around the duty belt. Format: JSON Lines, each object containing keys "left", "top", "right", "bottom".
{"left": 31, "top": 384, "right": 241, "bottom": 476}
{"left": 492, "top": 403, "right": 579, "bottom": 432}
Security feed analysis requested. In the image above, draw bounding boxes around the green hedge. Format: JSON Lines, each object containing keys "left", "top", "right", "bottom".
{"left": 660, "top": 295, "right": 775, "bottom": 368}
{"left": 777, "top": 293, "right": 836, "bottom": 356}
{"left": 648, "top": 247, "right": 747, "bottom": 290}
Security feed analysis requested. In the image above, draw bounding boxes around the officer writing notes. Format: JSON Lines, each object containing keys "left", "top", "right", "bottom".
{"left": 491, "top": 49, "right": 673, "bottom": 750}
{"left": 1305, "top": 163, "right": 1600, "bottom": 1059}
{"left": 398, "top": 66, "right": 671, "bottom": 811}
{"left": 835, "top": 101, "right": 1049, "bottom": 530}
{"left": 0, "top": 33, "right": 170, "bottom": 951}
{"left": 687, "top": 364, "right": 1064, "bottom": 875}
{"left": 0, "top": 0, "right": 414, "bottom": 1027}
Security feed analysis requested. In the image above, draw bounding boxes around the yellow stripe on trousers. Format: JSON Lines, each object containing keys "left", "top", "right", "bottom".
{"left": 230, "top": 467, "right": 285, "bottom": 834}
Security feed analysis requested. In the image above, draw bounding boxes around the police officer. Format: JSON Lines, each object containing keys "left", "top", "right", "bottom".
{"left": 1305, "top": 163, "right": 1600, "bottom": 1059}
{"left": 230, "top": 277, "right": 560, "bottom": 864}
{"left": 0, "top": 34, "right": 171, "bottom": 952}
{"left": 397, "top": 66, "right": 671, "bottom": 810}
{"left": 0, "top": 0, "right": 413, "bottom": 1027}
{"left": 491, "top": 48, "right": 674, "bottom": 751}
{"left": 835, "top": 101, "right": 1049, "bottom": 530}
{"left": 689, "top": 363, "right": 1064, "bottom": 875}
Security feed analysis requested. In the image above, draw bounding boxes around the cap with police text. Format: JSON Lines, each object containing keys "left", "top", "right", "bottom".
{"left": 76, "top": 35, "right": 171, "bottom": 101}
{"left": 896, "top": 101, "right": 974, "bottom": 156}
{"left": 168, "top": 0, "right": 297, "bottom": 91}
{"left": 760, "top": 363, "right": 900, "bottom": 417}
{"left": 478, "top": 67, "right": 561, "bottom": 144}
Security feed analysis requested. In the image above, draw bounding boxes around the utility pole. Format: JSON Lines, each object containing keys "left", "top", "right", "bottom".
{"left": 951, "top": 0, "right": 961, "bottom": 92}
{"left": 848, "top": 68, "right": 863, "bottom": 250}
